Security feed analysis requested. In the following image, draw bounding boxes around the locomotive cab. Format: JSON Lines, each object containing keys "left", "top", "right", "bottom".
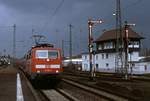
{"left": 26, "top": 43, "right": 63, "bottom": 79}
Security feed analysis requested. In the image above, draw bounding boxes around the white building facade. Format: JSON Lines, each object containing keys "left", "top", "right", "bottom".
{"left": 82, "top": 28, "right": 150, "bottom": 74}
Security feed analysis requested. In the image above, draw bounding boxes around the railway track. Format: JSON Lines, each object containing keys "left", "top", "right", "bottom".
{"left": 62, "top": 78, "right": 131, "bottom": 101}
{"left": 20, "top": 68, "right": 78, "bottom": 101}
{"left": 64, "top": 71, "right": 150, "bottom": 82}
{"left": 132, "top": 76, "right": 150, "bottom": 82}
{"left": 63, "top": 73, "right": 149, "bottom": 100}
{"left": 20, "top": 68, "right": 47, "bottom": 101}
{"left": 40, "top": 89, "right": 79, "bottom": 101}
{"left": 63, "top": 72, "right": 150, "bottom": 101}
{"left": 21, "top": 68, "right": 150, "bottom": 101}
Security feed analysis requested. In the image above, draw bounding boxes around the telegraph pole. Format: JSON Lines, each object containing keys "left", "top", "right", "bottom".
{"left": 13, "top": 24, "right": 16, "bottom": 67}
{"left": 88, "top": 18, "right": 102, "bottom": 80}
{"left": 69, "top": 24, "right": 72, "bottom": 64}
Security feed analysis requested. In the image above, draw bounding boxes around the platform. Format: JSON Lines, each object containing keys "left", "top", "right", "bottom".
{"left": 0, "top": 65, "right": 36, "bottom": 101}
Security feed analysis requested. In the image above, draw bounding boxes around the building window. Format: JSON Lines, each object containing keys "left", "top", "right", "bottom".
{"left": 133, "top": 41, "right": 139, "bottom": 48}
{"left": 102, "top": 54, "right": 104, "bottom": 59}
{"left": 104, "top": 42, "right": 113, "bottom": 49}
{"left": 85, "top": 55, "right": 87, "bottom": 60}
{"left": 84, "top": 64, "right": 88, "bottom": 68}
{"left": 109, "top": 42, "right": 113, "bottom": 48}
{"left": 98, "top": 45, "right": 102, "bottom": 50}
{"left": 83, "top": 64, "right": 89, "bottom": 71}
{"left": 106, "top": 63, "right": 109, "bottom": 67}
{"left": 134, "top": 41, "right": 139, "bottom": 45}
{"left": 106, "top": 53, "right": 109, "bottom": 59}
{"left": 96, "top": 64, "right": 99, "bottom": 70}
{"left": 96, "top": 55, "right": 98, "bottom": 60}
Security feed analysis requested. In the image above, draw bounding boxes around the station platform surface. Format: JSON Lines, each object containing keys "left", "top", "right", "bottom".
{"left": 0, "top": 65, "right": 36, "bottom": 101}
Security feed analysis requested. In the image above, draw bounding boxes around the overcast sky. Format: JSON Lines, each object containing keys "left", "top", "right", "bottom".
{"left": 0, "top": 0, "right": 149, "bottom": 57}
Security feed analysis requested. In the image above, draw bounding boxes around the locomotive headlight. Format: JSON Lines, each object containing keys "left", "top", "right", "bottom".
{"left": 37, "top": 70, "right": 40, "bottom": 73}
{"left": 51, "top": 65, "right": 60, "bottom": 68}
{"left": 47, "top": 59, "right": 50, "bottom": 61}
{"left": 36, "top": 65, "right": 45, "bottom": 68}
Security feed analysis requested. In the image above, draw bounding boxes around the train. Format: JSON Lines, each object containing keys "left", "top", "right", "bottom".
{"left": 19, "top": 43, "right": 63, "bottom": 80}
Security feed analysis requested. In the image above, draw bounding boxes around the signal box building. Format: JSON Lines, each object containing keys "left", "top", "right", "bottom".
{"left": 82, "top": 27, "right": 150, "bottom": 74}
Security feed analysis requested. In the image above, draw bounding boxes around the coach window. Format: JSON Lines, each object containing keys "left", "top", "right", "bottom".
{"left": 26, "top": 55, "right": 28, "bottom": 59}
{"left": 27, "top": 54, "right": 29, "bottom": 59}
{"left": 28, "top": 52, "right": 31, "bottom": 59}
{"left": 24, "top": 55, "right": 26, "bottom": 59}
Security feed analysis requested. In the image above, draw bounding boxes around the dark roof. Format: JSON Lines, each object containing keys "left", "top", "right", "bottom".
{"left": 95, "top": 27, "right": 144, "bottom": 42}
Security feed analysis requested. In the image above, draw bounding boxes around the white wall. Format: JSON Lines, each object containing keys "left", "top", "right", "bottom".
{"left": 82, "top": 54, "right": 90, "bottom": 71}
{"left": 95, "top": 53, "right": 115, "bottom": 70}
{"left": 131, "top": 62, "right": 150, "bottom": 74}
{"left": 129, "top": 52, "right": 139, "bottom": 61}
{"left": 82, "top": 51, "right": 140, "bottom": 73}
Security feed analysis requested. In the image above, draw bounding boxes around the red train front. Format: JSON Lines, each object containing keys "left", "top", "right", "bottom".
{"left": 25, "top": 44, "right": 63, "bottom": 80}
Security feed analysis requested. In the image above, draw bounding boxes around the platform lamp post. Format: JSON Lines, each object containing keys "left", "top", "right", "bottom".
{"left": 88, "top": 18, "right": 103, "bottom": 80}
{"left": 124, "top": 21, "right": 135, "bottom": 79}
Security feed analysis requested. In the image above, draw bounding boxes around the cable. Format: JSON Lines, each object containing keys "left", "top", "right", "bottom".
{"left": 101, "top": 0, "right": 143, "bottom": 29}
{"left": 41, "top": 0, "right": 65, "bottom": 33}
{"left": 51, "top": 0, "right": 65, "bottom": 18}
{"left": 123, "top": 0, "right": 143, "bottom": 8}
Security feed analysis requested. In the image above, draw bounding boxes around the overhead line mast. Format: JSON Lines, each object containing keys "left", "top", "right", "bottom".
{"left": 115, "top": 0, "right": 124, "bottom": 74}
{"left": 69, "top": 24, "right": 73, "bottom": 64}
{"left": 13, "top": 24, "right": 16, "bottom": 67}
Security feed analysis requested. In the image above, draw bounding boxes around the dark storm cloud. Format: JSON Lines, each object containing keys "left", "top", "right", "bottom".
{"left": 0, "top": 0, "right": 56, "bottom": 14}
{"left": 0, "top": 0, "right": 149, "bottom": 57}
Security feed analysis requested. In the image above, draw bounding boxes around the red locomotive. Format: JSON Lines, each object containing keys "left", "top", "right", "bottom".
{"left": 22, "top": 43, "right": 63, "bottom": 80}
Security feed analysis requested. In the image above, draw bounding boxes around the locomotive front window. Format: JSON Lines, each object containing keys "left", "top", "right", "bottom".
{"left": 36, "top": 50, "right": 48, "bottom": 59}
{"left": 36, "top": 50, "right": 59, "bottom": 59}
{"left": 48, "top": 51, "right": 58, "bottom": 59}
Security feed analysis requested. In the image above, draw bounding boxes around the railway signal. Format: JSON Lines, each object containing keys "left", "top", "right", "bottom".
{"left": 124, "top": 21, "right": 135, "bottom": 79}
{"left": 88, "top": 18, "right": 103, "bottom": 80}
